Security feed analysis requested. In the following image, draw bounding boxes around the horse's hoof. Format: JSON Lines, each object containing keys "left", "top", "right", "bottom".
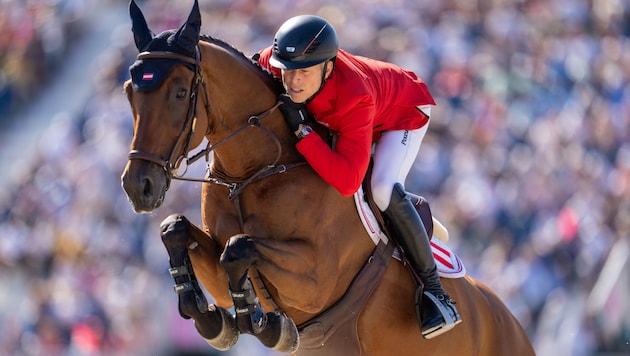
{"left": 264, "top": 312, "right": 300, "bottom": 353}
{"left": 273, "top": 312, "right": 299, "bottom": 353}
{"left": 203, "top": 305, "right": 240, "bottom": 351}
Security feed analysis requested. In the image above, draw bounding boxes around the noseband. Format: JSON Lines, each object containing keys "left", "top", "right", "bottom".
{"left": 127, "top": 46, "right": 297, "bottom": 199}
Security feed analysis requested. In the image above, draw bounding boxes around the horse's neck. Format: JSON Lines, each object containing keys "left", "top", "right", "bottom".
{"left": 199, "top": 42, "right": 296, "bottom": 179}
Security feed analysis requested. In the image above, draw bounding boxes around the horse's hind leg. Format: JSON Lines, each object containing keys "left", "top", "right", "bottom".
{"left": 220, "top": 234, "right": 299, "bottom": 353}
{"left": 160, "top": 214, "right": 239, "bottom": 350}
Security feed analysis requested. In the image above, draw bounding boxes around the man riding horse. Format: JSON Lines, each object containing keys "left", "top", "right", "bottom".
{"left": 256, "top": 15, "right": 462, "bottom": 338}
{"left": 121, "top": 1, "right": 535, "bottom": 354}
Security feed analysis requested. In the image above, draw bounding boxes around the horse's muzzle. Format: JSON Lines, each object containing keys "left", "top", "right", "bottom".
{"left": 121, "top": 160, "right": 169, "bottom": 213}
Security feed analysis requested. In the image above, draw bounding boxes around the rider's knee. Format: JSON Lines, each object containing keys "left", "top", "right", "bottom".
{"left": 370, "top": 182, "right": 394, "bottom": 212}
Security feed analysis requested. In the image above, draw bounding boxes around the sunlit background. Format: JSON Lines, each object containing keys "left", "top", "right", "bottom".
{"left": 1, "top": 0, "right": 628, "bottom": 355}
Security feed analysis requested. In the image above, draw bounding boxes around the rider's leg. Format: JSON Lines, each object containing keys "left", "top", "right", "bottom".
{"left": 372, "top": 128, "right": 461, "bottom": 339}
{"left": 384, "top": 183, "right": 461, "bottom": 338}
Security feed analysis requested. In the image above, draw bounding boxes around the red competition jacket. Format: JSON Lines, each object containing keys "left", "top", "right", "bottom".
{"left": 258, "top": 47, "right": 435, "bottom": 197}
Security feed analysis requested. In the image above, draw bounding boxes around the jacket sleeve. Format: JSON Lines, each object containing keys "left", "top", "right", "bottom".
{"left": 295, "top": 101, "right": 374, "bottom": 197}
{"left": 256, "top": 47, "right": 281, "bottom": 78}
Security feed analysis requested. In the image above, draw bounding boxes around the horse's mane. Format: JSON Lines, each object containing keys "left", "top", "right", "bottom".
{"left": 199, "top": 34, "right": 283, "bottom": 93}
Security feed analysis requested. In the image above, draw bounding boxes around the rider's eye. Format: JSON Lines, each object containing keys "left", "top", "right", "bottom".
{"left": 176, "top": 88, "right": 187, "bottom": 99}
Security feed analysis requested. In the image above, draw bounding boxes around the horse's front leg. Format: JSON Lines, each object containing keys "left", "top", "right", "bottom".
{"left": 160, "top": 214, "right": 239, "bottom": 350}
{"left": 220, "top": 234, "right": 299, "bottom": 353}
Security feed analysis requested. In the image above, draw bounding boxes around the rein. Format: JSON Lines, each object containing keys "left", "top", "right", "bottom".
{"left": 181, "top": 101, "right": 304, "bottom": 202}
{"left": 128, "top": 48, "right": 305, "bottom": 201}
{"left": 128, "top": 46, "right": 306, "bottom": 313}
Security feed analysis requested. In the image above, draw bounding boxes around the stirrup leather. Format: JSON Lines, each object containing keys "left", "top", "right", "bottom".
{"left": 421, "top": 291, "right": 462, "bottom": 339}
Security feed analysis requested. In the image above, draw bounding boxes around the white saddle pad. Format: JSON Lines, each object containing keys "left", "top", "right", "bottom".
{"left": 353, "top": 186, "right": 466, "bottom": 278}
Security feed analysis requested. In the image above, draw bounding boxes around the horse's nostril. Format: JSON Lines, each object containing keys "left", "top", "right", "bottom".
{"left": 142, "top": 177, "right": 153, "bottom": 198}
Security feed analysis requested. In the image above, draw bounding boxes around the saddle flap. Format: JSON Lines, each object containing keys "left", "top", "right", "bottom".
{"left": 353, "top": 185, "right": 466, "bottom": 278}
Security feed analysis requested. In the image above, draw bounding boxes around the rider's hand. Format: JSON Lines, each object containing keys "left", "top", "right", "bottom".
{"left": 278, "top": 93, "right": 308, "bottom": 133}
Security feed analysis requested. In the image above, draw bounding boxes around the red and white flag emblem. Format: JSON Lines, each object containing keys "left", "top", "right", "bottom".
{"left": 142, "top": 72, "right": 154, "bottom": 81}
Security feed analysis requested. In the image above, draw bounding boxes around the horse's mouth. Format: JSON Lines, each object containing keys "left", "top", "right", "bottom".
{"left": 121, "top": 164, "right": 169, "bottom": 213}
{"left": 127, "top": 192, "right": 165, "bottom": 214}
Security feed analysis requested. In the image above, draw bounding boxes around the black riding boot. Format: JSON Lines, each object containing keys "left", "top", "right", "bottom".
{"left": 383, "top": 183, "right": 462, "bottom": 339}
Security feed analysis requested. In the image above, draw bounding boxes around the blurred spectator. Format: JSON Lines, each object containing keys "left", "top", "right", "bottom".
{"left": 0, "top": 0, "right": 628, "bottom": 355}
{"left": 0, "top": 0, "right": 86, "bottom": 119}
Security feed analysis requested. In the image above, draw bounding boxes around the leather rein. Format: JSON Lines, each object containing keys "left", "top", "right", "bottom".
{"left": 127, "top": 47, "right": 304, "bottom": 201}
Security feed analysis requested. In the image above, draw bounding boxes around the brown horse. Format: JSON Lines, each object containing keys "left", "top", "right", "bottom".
{"left": 120, "top": 1, "right": 535, "bottom": 355}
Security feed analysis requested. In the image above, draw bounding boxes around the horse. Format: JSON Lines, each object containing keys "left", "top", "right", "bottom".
{"left": 120, "top": 1, "right": 535, "bottom": 355}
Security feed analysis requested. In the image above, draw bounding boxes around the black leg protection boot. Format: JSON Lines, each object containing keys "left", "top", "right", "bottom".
{"left": 384, "top": 183, "right": 462, "bottom": 339}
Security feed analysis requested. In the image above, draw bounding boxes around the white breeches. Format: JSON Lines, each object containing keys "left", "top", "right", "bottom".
{"left": 370, "top": 124, "right": 428, "bottom": 211}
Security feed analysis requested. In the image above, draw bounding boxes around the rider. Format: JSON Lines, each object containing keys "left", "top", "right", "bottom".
{"left": 256, "top": 15, "right": 462, "bottom": 339}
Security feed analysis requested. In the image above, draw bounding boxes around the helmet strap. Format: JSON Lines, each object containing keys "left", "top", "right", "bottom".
{"left": 305, "top": 60, "right": 333, "bottom": 104}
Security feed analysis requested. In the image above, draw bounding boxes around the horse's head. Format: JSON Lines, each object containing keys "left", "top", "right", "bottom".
{"left": 121, "top": 0, "right": 208, "bottom": 213}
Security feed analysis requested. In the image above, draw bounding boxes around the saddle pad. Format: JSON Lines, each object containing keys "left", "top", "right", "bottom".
{"left": 353, "top": 186, "right": 466, "bottom": 278}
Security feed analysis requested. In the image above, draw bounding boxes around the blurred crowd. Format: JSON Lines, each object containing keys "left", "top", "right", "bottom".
{"left": 0, "top": 0, "right": 88, "bottom": 118}
{"left": 1, "top": 0, "right": 629, "bottom": 355}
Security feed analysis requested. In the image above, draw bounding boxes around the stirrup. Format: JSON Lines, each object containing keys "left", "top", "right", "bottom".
{"left": 421, "top": 291, "right": 462, "bottom": 339}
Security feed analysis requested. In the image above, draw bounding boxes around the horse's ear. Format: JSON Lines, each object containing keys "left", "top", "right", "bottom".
{"left": 129, "top": 0, "right": 154, "bottom": 51}
{"left": 174, "top": 0, "right": 201, "bottom": 53}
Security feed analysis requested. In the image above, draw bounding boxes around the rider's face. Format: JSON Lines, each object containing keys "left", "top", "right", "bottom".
{"left": 281, "top": 62, "right": 331, "bottom": 104}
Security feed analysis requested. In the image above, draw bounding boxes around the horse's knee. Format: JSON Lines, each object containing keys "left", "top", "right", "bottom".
{"left": 161, "top": 213, "right": 191, "bottom": 249}
{"left": 220, "top": 235, "right": 256, "bottom": 267}
{"left": 220, "top": 234, "right": 257, "bottom": 289}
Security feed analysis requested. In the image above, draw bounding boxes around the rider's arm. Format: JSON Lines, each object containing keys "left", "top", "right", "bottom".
{"left": 295, "top": 101, "right": 374, "bottom": 197}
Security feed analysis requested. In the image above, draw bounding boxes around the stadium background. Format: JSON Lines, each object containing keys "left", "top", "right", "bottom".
{"left": 0, "top": 0, "right": 628, "bottom": 354}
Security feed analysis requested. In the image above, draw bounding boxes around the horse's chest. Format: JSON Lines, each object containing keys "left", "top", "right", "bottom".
{"left": 203, "top": 196, "right": 274, "bottom": 242}
{"left": 202, "top": 180, "right": 304, "bottom": 243}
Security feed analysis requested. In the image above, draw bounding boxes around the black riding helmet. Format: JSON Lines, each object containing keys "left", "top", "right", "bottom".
{"left": 270, "top": 15, "right": 338, "bottom": 70}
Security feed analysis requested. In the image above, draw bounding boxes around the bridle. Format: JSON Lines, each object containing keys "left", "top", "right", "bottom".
{"left": 128, "top": 48, "right": 206, "bottom": 179}
{"left": 128, "top": 45, "right": 304, "bottom": 312}
{"left": 127, "top": 46, "right": 304, "bottom": 200}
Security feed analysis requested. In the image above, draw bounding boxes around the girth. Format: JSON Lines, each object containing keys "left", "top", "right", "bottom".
{"left": 296, "top": 239, "right": 395, "bottom": 356}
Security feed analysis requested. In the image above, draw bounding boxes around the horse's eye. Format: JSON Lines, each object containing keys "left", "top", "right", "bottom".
{"left": 176, "top": 88, "right": 187, "bottom": 99}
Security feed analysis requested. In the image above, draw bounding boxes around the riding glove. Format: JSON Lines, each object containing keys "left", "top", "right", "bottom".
{"left": 278, "top": 93, "right": 308, "bottom": 132}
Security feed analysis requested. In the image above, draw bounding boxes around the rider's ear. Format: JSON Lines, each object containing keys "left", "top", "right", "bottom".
{"left": 129, "top": 0, "right": 154, "bottom": 51}
{"left": 324, "top": 60, "right": 334, "bottom": 80}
